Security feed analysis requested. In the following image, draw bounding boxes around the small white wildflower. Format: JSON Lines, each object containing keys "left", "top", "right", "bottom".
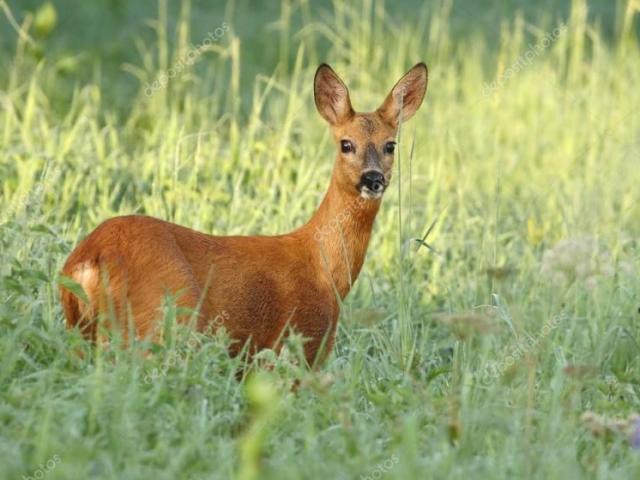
{"left": 584, "top": 275, "right": 598, "bottom": 291}
{"left": 619, "top": 261, "right": 635, "bottom": 277}
{"left": 541, "top": 236, "right": 614, "bottom": 287}
{"left": 575, "top": 261, "right": 591, "bottom": 278}
{"left": 551, "top": 271, "right": 568, "bottom": 286}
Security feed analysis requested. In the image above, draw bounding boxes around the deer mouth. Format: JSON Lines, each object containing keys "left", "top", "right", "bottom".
{"left": 358, "top": 182, "right": 386, "bottom": 199}
{"left": 358, "top": 170, "right": 387, "bottom": 199}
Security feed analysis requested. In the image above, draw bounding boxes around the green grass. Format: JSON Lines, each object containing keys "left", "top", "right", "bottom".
{"left": 1, "top": 0, "right": 640, "bottom": 478}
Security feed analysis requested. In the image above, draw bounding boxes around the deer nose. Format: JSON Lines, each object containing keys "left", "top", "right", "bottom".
{"left": 360, "top": 170, "right": 386, "bottom": 193}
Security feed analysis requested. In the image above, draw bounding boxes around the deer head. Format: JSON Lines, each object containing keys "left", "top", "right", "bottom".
{"left": 314, "top": 63, "right": 428, "bottom": 200}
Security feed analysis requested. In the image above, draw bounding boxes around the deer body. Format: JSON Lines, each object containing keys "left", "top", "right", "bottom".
{"left": 60, "top": 63, "right": 427, "bottom": 365}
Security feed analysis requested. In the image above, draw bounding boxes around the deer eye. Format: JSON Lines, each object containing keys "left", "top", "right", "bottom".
{"left": 384, "top": 142, "right": 396, "bottom": 154}
{"left": 340, "top": 140, "right": 354, "bottom": 154}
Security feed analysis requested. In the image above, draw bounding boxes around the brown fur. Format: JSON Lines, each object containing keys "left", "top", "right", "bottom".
{"left": 60, "top": 63, "right": 428, "bottom": 366}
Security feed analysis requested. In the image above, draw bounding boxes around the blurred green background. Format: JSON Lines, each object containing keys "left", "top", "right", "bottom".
{"left": 1, "top": 0, "right": 635, "bottom": 113}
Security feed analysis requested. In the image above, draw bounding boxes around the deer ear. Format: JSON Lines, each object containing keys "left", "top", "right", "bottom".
{"left": 377, "top": 63, "right": 428, "bottom": 128}
{"left": 314, "top": 64, "right": 354, "bottom": 125}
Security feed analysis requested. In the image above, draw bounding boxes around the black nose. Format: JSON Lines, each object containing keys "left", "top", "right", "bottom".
{"left": 361, "top": 171, "right": 386, "bottom": 193}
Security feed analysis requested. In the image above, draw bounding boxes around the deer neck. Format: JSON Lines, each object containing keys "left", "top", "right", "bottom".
{"left": 299, "top": 166, "right": 381, "bottom": 299}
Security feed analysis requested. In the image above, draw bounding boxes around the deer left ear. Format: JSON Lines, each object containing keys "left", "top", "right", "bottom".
{"left": 377, "top": 63, "right": 428, "bottom": 128}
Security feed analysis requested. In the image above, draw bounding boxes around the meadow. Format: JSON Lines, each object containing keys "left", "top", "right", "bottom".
{"left": 1, "top": 0, "right": 639, "bottom": 478}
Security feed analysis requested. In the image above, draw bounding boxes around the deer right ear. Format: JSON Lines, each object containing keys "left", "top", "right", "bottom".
{"left": 377, "top": 63, "right": 428, "bottom": 128}
{"left": 314, "top": 64, "right": 354, "bottom": 125}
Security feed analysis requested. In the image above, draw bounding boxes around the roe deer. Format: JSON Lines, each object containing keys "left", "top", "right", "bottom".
{"left": 60, "top": 63, "right": 428, "bottom": 366}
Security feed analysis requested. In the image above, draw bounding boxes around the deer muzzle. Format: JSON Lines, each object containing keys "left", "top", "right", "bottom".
{"left": 359, "top": 170, "right": 386, "bottom": 198}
